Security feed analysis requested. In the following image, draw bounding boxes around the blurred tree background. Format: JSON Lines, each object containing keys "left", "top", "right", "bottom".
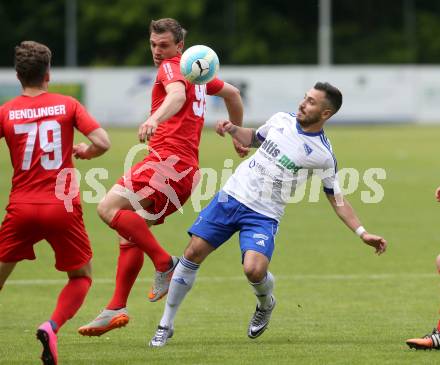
{"left": 0, "top": 0, "right": 439, "bottom": 67}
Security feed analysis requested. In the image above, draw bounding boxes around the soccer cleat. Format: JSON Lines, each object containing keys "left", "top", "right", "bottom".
{"left": 247, "top": 296, "right": 276, "bottom": 339}
{"left": 406, "top": 328, "right": 440, "bottom": 350}
{"left": 36, "top": 321, "right": 58, "bottom": 365}
{"left": 78, "top": 308, "right": 129, "bottom": 336}
{"left": 148, "top": 256, "right": 179, "bottom": 302}
{"left": 149, "top": 325, "right": 174, "bottom": 347}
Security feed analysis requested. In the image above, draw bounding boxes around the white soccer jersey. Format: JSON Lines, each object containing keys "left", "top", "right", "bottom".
{"left": 222, "top": 112, "right": 340, "bottom": 221}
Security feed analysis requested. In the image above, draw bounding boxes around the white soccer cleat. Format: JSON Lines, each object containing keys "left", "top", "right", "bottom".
{"left": 247, "top": 296, "right": 276, "bottom": 339}
{"left": 149, "top": 325, "right": 174, "bottom": 347}
{"left": 148, "top": 256, "right": 179, "bottom": 302}
{"left": 78, "top": 308, "right": 129, "bottom": 336}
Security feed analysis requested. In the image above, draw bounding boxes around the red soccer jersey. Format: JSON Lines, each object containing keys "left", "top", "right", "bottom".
{"left": 148, "top": 55, "right": 224, "bottom": 166}
{"left": 0, "top": 92, "right": 100, "bottom": 204}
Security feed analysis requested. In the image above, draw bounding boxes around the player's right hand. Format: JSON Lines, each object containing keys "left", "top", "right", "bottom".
{"left": 216, "top": 120, "right": 234, "bottom": 136}
{"left": 435, "top": 186, "right": 440, "bottom": 202}
{"left": 73, "top": 143, "right": 90, "bottom": 159}
{"left": 215, "top": 120, "right": 228, "bottom": 136}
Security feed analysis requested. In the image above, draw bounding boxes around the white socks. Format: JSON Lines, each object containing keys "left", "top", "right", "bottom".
{"left": 249, "top": 271, "right": 274, "bottom": 310}
{"left": 159, "top": 259, "right": 274, "bottom": 328}
{"left": 159, "top": 256, "right": 199, "bottom": 328}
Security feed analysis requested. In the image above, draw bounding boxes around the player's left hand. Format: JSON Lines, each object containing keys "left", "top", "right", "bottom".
{"left": 73, "top": 143, "right": 90, "bottom": 159}
{"left": 232, "top": 138, "right": 249, "bottom": 158}
{"left": 139, "top": 117, "right": 158, "bottom": 143}
{"left": 361, "top": 233, "right": 387, "bottom": 255}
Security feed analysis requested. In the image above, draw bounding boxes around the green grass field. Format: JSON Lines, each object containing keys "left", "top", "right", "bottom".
{"left": 1, "top": 125, "right": 440, "bottom": 364}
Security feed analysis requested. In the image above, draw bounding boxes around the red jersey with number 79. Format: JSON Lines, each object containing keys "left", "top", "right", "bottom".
{"left": 0, "top": 93, "right": 100, "bottom": 205}
{"left": 148, "top": 55, "right": 224, "bottom": 167}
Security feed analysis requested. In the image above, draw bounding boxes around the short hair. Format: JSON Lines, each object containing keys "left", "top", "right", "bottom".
{"left": 149, "top": 18, "right": 187, "bottom": 43}
{"left": 14, "top": 41, "right": 52, "bottom": 88}
{"left": 314, "top": 82, "right": 343, "bottom": 114}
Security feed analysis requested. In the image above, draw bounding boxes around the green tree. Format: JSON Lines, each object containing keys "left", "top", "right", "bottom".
{"left": 0, "top": 0, "right": 439, "bottom": 66}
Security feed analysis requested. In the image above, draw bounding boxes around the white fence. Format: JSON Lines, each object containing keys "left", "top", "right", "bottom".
{"left": 1, "top": 66, "right": 440, "bottom": 125}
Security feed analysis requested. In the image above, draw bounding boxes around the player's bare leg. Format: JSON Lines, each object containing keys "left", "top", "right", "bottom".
{"left": 96, "top": 184, "right": 136, "bottom": 224}
{"left": 244, "top": 251, "right": 276, "bottom": 339}
{"left": 0, "top": 261, "right": 17, "bottom": 291}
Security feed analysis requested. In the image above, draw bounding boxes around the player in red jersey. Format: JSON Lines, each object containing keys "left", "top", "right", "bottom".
{"left": 406, "top": 187, "right": 440, "bottom": 350}
{"left": 0, "top": 41, "right": 110, "bottom": 365}
{"left": 78, "top": 18, "right": 246, "bottom": 336}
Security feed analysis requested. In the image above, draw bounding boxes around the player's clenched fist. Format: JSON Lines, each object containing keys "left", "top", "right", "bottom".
{"left": 215, "top": 120, "right": 236, "bottom": 137}
{"left": 73, "top": 143, "right": 90, "bottom": 159}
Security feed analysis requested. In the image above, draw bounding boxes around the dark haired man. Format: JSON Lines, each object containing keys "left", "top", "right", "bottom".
{"left": 0, "top": 41, "right": 110, "bottom": 364}
{"left": 79, "top": 17, "right": 247, "bottom": 336}
{"left": 149, "top": 82, "right": 387, "bottom": 347}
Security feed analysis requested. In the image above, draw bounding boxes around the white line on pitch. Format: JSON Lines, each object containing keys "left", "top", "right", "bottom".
{"left": 5, "top": 272, "right": 437, "bottom": 286}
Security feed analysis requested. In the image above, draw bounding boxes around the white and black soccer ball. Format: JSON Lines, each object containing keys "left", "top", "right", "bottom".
{"left": 180, "top": 45, "right": 219, "bottom": 85}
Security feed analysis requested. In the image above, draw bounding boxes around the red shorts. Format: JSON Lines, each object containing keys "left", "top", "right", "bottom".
{"left": 0, "top": 203, "right": 92, "bottom": 271}
{"left": 116, "top": 153, "right": 200, "bottom": 225}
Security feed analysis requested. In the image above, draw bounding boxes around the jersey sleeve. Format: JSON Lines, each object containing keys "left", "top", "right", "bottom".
{"left": 157, "top": 60, "right": 187, "bottom": 88}
{"left": 255, "top": 112, "right": 284, "bottom": 142}
{"left": 206, "top": 78, "right": 224, "bottom": 95}
{"left": 73, "top": 99, "right": 101, "bottom": 136}
{"left": 321, "top": 155, "right": 340, "bottom": 195}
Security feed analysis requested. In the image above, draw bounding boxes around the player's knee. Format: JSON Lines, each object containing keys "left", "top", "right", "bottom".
{"left": 68, "top": 261, "right": 92, "bottom": 278}
{"left": 182, "top": 236, "right": 213, "bottom": 264}
{"left": 183, "top": 244, "right": 206, "bottom": 264}
{"left": 96, "top": 200, "right": 107, "bottom": 221}
{"left": 243, "top": 264, "right": 266, "bottom": 283}
{"left": 97, "top": 200, "right": 114, "bottom": 225}
{"left": 183, "top": 246, "right": 200, "bottom": 263}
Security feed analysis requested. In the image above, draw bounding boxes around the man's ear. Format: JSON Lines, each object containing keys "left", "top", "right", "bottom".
{"left": 322, "top": 108, "right": 333, "bottom": 120}
{"left": 177, "top": 41, "right": 184, "bottom": 53}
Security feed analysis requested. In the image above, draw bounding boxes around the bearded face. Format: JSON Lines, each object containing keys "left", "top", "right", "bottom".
{"left": 296, "top": 88, "right": 332, "bottom": 127}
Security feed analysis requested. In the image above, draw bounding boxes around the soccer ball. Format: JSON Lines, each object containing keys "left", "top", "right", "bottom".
{"left": 180, "top": 45, "right": 219, "bottom": 84}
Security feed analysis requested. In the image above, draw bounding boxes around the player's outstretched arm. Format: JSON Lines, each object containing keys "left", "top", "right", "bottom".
{"left": 325, "top": 193, "right": 387, "bottom": 255}
{"left": 214, "top": 82, "right": 249, "bottom": 157}
{"left": 216, "top": 121, "right": 261, "bottom": 149}
{"left": 73, "top": 128, "right": 111, "bottom": 160}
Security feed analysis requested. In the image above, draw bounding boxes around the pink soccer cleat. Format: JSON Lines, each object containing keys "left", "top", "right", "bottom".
{"left": 36, "top": 321, "right": 58, "bottom": 365}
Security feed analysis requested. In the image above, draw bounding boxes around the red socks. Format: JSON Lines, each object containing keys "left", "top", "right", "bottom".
{"left": 107, "top": 244, "right": 144, "bottom": 310}
{"left": 50, "top": 276, "right": 92, "bottom": 332}
{"left": 110, "top": 210, "right": 171, "bottom": 271}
